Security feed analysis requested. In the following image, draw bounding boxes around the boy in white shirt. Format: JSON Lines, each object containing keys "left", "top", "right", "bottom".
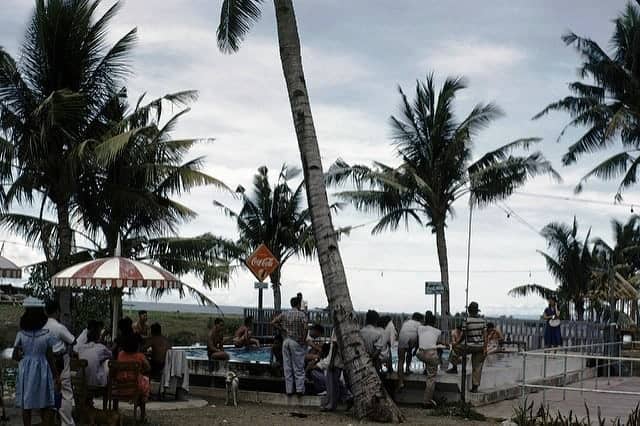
{"left": 416, "top": 311, "right": 441, "bottom": 407}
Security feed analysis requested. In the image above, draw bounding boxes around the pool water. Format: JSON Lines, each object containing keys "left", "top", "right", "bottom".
{"left": 178, "top": 345, "right": 272, "bottom": 364}
{"left": 177, "top": 344, "right": 450, "bottom": 371}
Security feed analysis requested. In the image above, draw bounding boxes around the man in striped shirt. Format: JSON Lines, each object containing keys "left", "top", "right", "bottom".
{"left": 272, "top": 296, "right": 308, "bottom": 395}
{"left": 445, "top": 301, "right": 486, "bottom": 393}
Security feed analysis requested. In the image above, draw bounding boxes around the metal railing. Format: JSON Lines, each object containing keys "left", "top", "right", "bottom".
{"left": 520, "top": 340, "right": 640, "bottom": 406}
{"left": 244, "top": 308, "right": 605, "bottom": 349}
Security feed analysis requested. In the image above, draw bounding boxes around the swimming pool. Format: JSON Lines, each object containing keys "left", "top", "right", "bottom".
{"left": 175, "top": 345, "right": 273, "bottom": 364}
{"left": 176, "top": 344, "right": 450, "bottom": 372}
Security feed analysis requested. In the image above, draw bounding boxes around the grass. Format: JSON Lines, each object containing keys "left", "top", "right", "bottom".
{"left": 0, "top": 305, "right": 243, "bottom": 348}
{"left": 0, "top": 304, "right": 23, "bottom": 348}
{"left": 123, "top": 309, "right": 243, "bottom": 346}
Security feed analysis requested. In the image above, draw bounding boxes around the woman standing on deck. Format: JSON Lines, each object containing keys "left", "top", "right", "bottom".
{"left": 12, "top": 300, "right": 60, "bottom": 426}
{"left": 543, "top": 297, "right": 562, "bottom": 347}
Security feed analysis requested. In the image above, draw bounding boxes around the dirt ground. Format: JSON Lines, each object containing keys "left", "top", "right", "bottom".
{"left": 140, "top": 399, "right": 497, "bottom": 426}
{"left": 1, "top": 396, "right": 498, "bottom": 425}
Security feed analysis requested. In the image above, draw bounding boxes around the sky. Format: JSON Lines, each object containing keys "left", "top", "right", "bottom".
{"left": 1, "top": 0, "right": 638, "bottom": 318}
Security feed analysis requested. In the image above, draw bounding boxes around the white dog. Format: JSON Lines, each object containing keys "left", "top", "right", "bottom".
{"left": 225, "top": 371, "right": 240, "bottom": 407}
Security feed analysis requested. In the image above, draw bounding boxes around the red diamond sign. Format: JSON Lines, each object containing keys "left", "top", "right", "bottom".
{"left": 245, "top": 244, "right": 279, "bottom": 282}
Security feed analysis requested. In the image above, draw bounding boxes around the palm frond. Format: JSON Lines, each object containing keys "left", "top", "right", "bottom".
{"left": 0, "top": 213, "right": 58, "bottom": 247}
{"left": 508, "top": 284, "right": 557, "bottom": 301}
{"left": 217, "top": 0, "right": 264, "bottom": 53}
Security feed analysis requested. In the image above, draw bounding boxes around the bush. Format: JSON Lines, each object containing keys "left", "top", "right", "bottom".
{"left": 512, "top": 400, "right": 640, "bottom": 425}
{"left": 71, "top": 290, "right": 111, "bottom": 334}
{"left": 168, "top": 331, "right": 197, "bottom": 346}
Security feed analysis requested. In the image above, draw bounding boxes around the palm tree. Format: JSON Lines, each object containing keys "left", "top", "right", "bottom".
{"left": 594, "top": 216, "right": 640, "bottom": 274}
{"left": 0, "top": 0, "right": 136, "bottom": 317}
{"left": 535, "top": 2, "right": 640, "bottom": 200}
{"left": 510, "top": 218, "right": 593, "bottom": 320}
{"left": 328, "top": 74, "right": 559, "bottom": 316}
{"left": 214, "top": 165, "right": 315, "bottom": 310}
{"left": 0, "top": 90, "right": 237, "bottom": 323}
{"left": 79, "top": 91, "right": 236, "bottom": 319}
{"left": 590, "top": 216, "right": 640, "bottom": 321}
{"left": 216, "top": 1, "right": 402, "bottom": 420}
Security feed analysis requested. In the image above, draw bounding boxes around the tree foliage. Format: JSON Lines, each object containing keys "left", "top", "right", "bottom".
{"left": 214, "top": 164, "right": 316, "bottom": 309}
{"left": 536, "top": 2, "right": 640, "bottom": 199}
{"left": 329, "top": 73, "right": 559, "bottom": 313}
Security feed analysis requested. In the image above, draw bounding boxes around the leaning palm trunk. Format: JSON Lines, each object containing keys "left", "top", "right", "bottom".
{"left": 434, "top": 222, "right": 450, "bottom": 318}
{"left": 273, "top": 0, "right": 403, "bottom": 421}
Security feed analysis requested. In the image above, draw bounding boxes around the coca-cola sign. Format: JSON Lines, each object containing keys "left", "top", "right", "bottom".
{"left": 245, "top": 244, "right": 280, "bottom": 282}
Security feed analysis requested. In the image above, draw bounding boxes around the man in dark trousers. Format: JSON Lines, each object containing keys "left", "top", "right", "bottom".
{"left": 446, "top": 301, "right": 486, "bottom": 393}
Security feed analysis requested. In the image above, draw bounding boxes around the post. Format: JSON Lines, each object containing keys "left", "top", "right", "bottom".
{"left": 464, "top": 201, "right": 473, "bottom": 310}
{"left": 434, "top": 294, "right": 437, "bottom": 316}
{"left": 521, "top": 352, "right": 527, "bottom": 405}
{"left": 542, "top": 352, "right": 548, "bottom": 406}
{"left": 258, "top": 286, "right": 263, "bottom": 334}
{"left": 460, "top": 354, "right": 467, "bottom": 403}
{"left": 562, "top": 348, "right": 568, "bottom": 400}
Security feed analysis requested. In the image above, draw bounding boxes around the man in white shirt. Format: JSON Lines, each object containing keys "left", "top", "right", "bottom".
{"left": 75, "top": 324, "right": 112, "bottom": 387}
{"left": 397, "top": 312, "right": 424, "bottom": 389}
{"left": 416, "top": 311, "right": 442, "bottom": 407}
{"left": 74, "top": 320, "right": 103, "bottom": 353}
{"left": 359, "top": 310, "right": 384, "bottom": 372}
{"left": 44, "top": 300, "right": 76, "bottom": 425}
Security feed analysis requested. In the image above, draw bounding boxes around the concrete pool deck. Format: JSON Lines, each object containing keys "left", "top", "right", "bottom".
{"left": 188, "top": 352, "right": 591, "bottom": 407}
{"left": 476, "top": 376, "right": 640, "bottom": 422}
{"left": 391, "top": 352, "right": 589, "bottom": 406}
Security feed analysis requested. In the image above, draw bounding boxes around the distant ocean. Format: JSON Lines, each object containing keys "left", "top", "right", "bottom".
{"left": 122, "top": 301, "right": 540, "bottom": 320}
{"left": 122, "top": 301, "right": 245, "bottom": 316}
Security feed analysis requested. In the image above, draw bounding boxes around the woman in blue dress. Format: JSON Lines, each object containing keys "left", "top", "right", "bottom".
{"left": 12, "top": 304, "right": 60, "bottom": 426}
{"left": 543, "top": 297, "right": 562, "bottom": 348}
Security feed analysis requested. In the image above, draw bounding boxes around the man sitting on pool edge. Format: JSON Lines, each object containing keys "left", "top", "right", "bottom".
{"left": 234, "top": 316, "right": 260, "bottom": 348}
{"left": 208, "top": 318, "right": 230, "bottom": 361}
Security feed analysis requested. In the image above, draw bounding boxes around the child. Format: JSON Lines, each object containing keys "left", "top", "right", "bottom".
{"left": 485, "top": 323, "right": 503, "bottom": 354}
{"left": 13, "top": 303, "right": 59, "bottom": 426}
{"left": 117, "top": 333, "right": 151, "bottom": 419}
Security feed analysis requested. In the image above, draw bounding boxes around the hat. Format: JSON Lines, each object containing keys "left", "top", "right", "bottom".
{"left": 22, "top": 296, "right": 45, "bottom": 308}
{"left": 467, "top": 301, "right": 480, "bottom": 312}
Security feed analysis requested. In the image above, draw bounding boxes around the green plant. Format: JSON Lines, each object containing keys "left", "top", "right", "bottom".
{"left": 511, "top": 400, "right": 640, "bottom": 426}
{"left": 71, "top": 290, "right": 111, "bottom": 335}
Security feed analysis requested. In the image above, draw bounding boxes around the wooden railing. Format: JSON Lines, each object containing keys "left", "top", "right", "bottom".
{"left": 244, "top": 308, "right": 605, "bottom": 350}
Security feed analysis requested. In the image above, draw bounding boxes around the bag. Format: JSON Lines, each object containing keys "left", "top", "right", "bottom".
{"left": 549, "top": 319, "right": 561, "bottom": 328}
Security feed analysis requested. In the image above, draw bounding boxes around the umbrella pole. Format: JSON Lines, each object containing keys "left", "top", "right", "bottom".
{"left": 111, "top": 288, "right": 123, "bottom": 340}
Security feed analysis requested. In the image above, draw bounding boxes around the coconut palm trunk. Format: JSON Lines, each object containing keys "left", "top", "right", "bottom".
{"left": 434, "top": 221, "right": 450, "bottom": 317}
{"left": 270, "top": 266, "right": 282, "bottom": 311}
{"left": 272, "top": 0, "right": 403, "bottom": 421}
{"left": 55, "top": 198, "right": 74, "bottom": 324}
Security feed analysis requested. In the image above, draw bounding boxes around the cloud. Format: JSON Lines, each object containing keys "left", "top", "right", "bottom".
{"left": 422, "top": 40, "right": 526, "bottom": 78}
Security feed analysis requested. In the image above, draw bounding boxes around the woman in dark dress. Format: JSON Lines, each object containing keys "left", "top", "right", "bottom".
{"left": 543, "top": 297, "right": 562, "bottom": 347}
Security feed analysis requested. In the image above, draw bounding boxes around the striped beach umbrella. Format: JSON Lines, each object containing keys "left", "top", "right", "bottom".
{"left": 52, "top": 256, "right": 181, "bottom": 335}
{"left": 52, "top": 257, "right": 181, "bottom": 289}
{"left": 0, "top": 255, "right": 22, "bottom": 279}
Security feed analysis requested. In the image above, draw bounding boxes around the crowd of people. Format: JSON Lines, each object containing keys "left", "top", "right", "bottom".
{"left": 9, "top": 292, "right": 562, "bottom": 423}
{"left": 11, "top": 302, "right": 170, "bottom": 426}
{"left": 203, "top": 293, "right": 510, "bottom": 410}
